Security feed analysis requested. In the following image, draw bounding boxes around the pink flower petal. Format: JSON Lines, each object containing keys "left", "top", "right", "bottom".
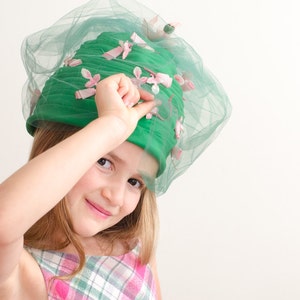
{"left": 131, "top": 32, "right": 154, "bottom": 51}
{"left": 75, "top": 88, "right": 96, "bottom": 99}
{"left": 85, "top": 74, "right": 100, "bottom": 88}
{"left": 156, "top": 73, "right": 172, "bottom": 87}
{"left": 102, "top": 46, "right": 124, "bottom": 60}
{"left": 65, "top": 58, "right": 82, "bottom": 67}
{"left": 171, "top": 147, "right": 183, "bottom": 160}
{"left": 175, "top": 117, "right": 184, "bottom": 139}
{"left": 182, "top": 80, "right": 195, "bottom": 91}
{"left": 121, "top": 41, "right": 132, "bottom": 59}
{"left": 133, "top": 66, "right": 142, "bottom": 78}
{"left": 81, "top": 68, "right": 92, "bottom": 79}
{"left": 174, "top": 74, "right": 185, "bottom": 85}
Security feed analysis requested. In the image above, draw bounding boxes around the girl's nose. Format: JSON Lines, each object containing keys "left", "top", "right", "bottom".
{"left": 101, "top": 180, "right": 126, "bottom": 207}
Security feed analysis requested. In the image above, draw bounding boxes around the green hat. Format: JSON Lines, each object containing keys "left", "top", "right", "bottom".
{"left": 22, "top": 0, "right": 231, "bottom": 195}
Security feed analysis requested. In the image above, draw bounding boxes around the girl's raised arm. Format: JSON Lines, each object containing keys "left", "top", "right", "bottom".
{"left": 0, "top": 74, "right": 155, "bottom": 296}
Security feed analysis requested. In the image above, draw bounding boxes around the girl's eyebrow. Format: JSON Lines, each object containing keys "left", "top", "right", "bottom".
{"left": 107, "top": 151, "right": 156, "bottom": 178}
{"left": 107, "top": 153, "right": 128, "bottom": 166}
{"left": 106, "top": 152, "right": 133, "bottom": 172}
{"left": 109, "top": 153, "right": 147, "bottom": 179}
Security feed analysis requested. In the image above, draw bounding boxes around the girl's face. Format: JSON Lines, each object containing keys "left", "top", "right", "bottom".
{"left": 65, "top": 141, "right": 158, "bottom": 238}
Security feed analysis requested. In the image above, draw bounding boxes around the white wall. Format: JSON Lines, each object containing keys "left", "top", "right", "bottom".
{"left": 1, "top": 0, "right": 299, "bottom": 299}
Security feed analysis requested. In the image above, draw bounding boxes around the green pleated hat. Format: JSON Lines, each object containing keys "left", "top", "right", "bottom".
{"left": 22, "top": 0, "right": 231, "bottom": 195}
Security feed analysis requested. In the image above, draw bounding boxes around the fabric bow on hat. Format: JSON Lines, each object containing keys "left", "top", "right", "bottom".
{"left": 102, "top": 32, "right": 154, "bottom": 60}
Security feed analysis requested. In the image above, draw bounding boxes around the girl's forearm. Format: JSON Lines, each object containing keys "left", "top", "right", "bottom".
{"left": 0, "top": 116, "right": 127, "bottom": 243}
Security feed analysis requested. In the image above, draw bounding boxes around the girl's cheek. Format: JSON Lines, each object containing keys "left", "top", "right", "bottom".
{"left": 128, "top": 197, "right": 140, "bottom": 212}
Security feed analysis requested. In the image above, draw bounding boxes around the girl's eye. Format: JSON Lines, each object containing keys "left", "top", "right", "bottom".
{"left": 97, "top": 158, "right": 112, "bottom": 169}
{"left": 128, "top": 178, "right": 143, "bottom": 189}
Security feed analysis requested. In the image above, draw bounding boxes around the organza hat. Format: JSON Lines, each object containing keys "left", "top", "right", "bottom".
{"left": 22, "top": 0, "right": 231, "bottom": 195}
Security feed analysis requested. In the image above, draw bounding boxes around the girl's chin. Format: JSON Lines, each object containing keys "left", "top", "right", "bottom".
{"left": 73, "top": 222, "right": 107, "bottom": 238}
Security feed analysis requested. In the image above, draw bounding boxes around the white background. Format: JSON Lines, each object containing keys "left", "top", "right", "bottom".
{"left": 1, "top": 0, "right": 300, "bottom": 299}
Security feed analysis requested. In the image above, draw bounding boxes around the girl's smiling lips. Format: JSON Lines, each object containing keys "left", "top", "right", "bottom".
{"left": 85, "top": 199, "right": 112, "bottom": 218}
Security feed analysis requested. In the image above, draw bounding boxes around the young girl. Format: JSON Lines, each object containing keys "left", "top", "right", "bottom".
{"left": 0, "top": 0, "right": 231, "bottom": 299}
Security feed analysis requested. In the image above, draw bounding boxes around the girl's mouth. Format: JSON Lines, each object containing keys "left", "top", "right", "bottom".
{"left": 85, "top": 199, "right": 112, "bottom": 219}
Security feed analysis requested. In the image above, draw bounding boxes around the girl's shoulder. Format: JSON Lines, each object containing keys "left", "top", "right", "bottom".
{"left": 14, "top": 249, "right": 47, "bottom": 300}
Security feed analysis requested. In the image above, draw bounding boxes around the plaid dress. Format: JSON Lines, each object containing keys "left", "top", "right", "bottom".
{"left": 26, "top": 245, "right": 157, "bottom": 299}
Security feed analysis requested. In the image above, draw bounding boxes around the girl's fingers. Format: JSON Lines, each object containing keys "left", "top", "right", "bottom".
{"left": 96, "top": 73, "right": 157, "bottom": 123}
{"left": 133, "top": 98, "right": 157, "bottom": 119}
{"left": 122, "top": 86, "right": 140, "bottom": 107}
{"left": 138, "top": 89, "right": 154, "bottom": 101}
{"left": 122, "top": 87, "right": 156, "bottom": 117}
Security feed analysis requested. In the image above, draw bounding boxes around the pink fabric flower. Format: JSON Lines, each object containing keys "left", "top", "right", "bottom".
{"left": 130, "top": 32, "right": 154, "bottom": 51}
{"left": 64, "top": 55, "right": 82, "bottom": 67}
{"left": 171, "top": 146, "right": 183, "bottom": 160}
{"left": 75, "top": 88, "right": 96, "bottom": 100}
{"left": 81, "top": 68, "right": 100, "bottom": 88}
{"left": 103, "top": 32, "right": 153, "bottom": 60}
{"left": 175, "top": 117, "right": 184, "bottom": 139}
{"left": 131, "top": 67, "right": 148, "bottom": 87}
{"left": 120, "top": 40, "right": 133, "bottom": 59}
{"left": 174, "top": 73, "right": 195, "bottom": 91}
{"left": 102, "top": 40, "right": 133, "bottom": 60}
{"left": 146, "top": 71, "right": 173, "bottom": 94}
{"left": 74, "top": 68, "right": 100, "bottom": 99}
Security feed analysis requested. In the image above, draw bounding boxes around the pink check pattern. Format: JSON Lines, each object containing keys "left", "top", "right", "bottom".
{"left": 26, "top": 245, "right": 157, "bottom": 299}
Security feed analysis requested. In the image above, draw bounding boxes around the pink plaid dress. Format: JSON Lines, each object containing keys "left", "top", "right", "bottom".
{"left": 26, "top": 244, "right": 157, "bottom": 299}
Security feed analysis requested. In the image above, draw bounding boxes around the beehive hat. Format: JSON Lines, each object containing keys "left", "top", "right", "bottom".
{"left": 22, "top": 0, "right": 231, "bottom": 195}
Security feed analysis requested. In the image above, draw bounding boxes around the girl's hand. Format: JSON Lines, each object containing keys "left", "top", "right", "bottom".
{"left": 95, "top": 73, "right": 156, "bottom": 138}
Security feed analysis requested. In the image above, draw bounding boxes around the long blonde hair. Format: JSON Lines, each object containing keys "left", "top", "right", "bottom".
{"left": 24, "top": 122, "right": 159, "bottom": 276}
